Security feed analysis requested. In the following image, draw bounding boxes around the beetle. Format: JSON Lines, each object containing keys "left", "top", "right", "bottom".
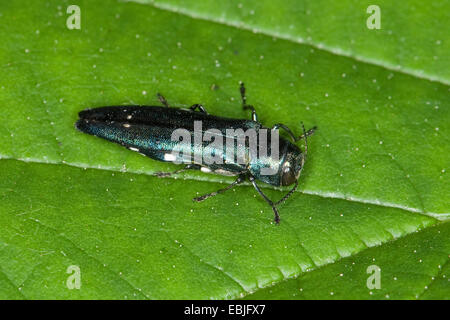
{"left": 75, "top": 83, "right": 316, "bottom": 223}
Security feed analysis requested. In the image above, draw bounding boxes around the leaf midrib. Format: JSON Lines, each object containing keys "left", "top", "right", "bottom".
{"left": 1, "top": 155, "right": 446, "bottom": 221}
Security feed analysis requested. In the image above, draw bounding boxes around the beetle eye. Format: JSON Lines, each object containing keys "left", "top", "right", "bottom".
{"left": 281, "top": 166, "right": 297, "bottom": 186}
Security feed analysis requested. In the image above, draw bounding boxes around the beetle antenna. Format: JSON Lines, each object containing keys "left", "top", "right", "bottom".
{"left": 297, "top": 126, "right": 317, "bottom": 141}
{"left": 301, "top": 122, "right": 308, "bottom": 166}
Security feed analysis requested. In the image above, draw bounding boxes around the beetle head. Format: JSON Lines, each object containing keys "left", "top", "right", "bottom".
{"left": 280, "top": 143, "right": 304, "bottom": 186}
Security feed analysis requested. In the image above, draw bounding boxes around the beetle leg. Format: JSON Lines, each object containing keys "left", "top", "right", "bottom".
{"left": 240, "top": 82, "right": 258, "bottom": 122}
{"left": 154, "top": 164, "right": 200, "bottom": 177}
{"left": 272, "top": 123, "right": 299, "bottom": 143}
{"left": 157, "top": 93, "right": 170, "bottom": 108}
{"left": 276, "top": 179, "right": 299, "bottom": 206}
{"left": 190, "top": 104, "right": 208, "bottom": 114}
{"left": 249, "top": 176, "right": 281, "bottom": 224}
{"left": 272, "top": 123, "right": 317, "bottom": 143}
{"left": 193, "top": 174, "right": 246, "bottom": 202}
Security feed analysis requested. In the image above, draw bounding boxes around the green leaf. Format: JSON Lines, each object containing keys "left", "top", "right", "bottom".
{"left": 244, "top": 222, "right": 450, "bottom": 299}
{"left": 134, "top": 0, "right": 450, "bottom": 83}
{"left": 0, "top": 0, "right": 448, "bottom": 299}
